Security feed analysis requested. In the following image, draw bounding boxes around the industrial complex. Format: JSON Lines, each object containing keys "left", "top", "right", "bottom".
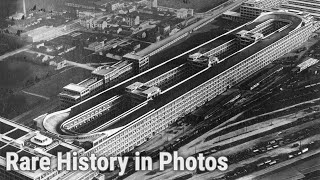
{"left": 20, "top": 10, "right": 317, "bottom": 180}
{"left": 57, "top": 10, "right": 317, "bottom": 154}
{"left": 1, "top": 0, "right": 320, "bottom": 180}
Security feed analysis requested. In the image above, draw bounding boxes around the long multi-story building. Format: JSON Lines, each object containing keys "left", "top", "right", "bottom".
{"left": 59, "top": 61, "right": 134, "bottom": 108}
{"left": 44, "top": 11, "right": 318, "bottom": 158}
{"left": 240, "top": 0, "right": 288, "bottom": 19}
{"left": 21, "top": 26, "right": 67, "bottom": 43}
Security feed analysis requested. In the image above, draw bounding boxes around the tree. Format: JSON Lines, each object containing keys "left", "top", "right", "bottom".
{"left": 35, "top": 76, "right": 40, "bottom": 83}
{"left": 16, "top": 30, "right": 21, "bottom": 36}
{"left": 81, "top": 141, "right": 93, "bottom": 151}
{"left": 73, "top": 140, "right": 80, "bottom": 146}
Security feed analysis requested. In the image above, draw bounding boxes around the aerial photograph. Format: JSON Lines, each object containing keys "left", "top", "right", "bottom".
{"left": 0, "top": 0, "right": 320, "bottom": 179}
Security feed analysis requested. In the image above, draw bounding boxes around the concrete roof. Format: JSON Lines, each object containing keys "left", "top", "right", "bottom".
{"left": 93, "top": 66, "right": 116, "bottom": 76}
{"left": 55, "top": 12, "right": 304, "bottom": 136}
{"left": 64, "top": 83, "right": 87, "bottom": 93}
{"left": 123, "top": 53, "right": 143, "bottom": 60}
{"left": 102, "top": 12, "right": 303, "bottom": 131}
{"left": 223, "top": 11, "right": 241, "bottom": 16}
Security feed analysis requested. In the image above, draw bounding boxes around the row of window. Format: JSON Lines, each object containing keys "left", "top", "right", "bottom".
{"left": 205, "top": 40, "right": 236, "bottom": 56}
{"left": 65, "top": 95, "right": 122, "bottom": 125}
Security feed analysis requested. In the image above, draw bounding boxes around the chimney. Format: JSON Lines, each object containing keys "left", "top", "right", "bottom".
{"left": 23, "top": 0, "right": 26, "bottom": 15}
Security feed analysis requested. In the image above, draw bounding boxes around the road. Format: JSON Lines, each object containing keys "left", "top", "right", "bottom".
{"left": 192, "top": 0, "right": 245, "bottom": 26}
{"left": 25, "top": 49, "right": 95, "bottom": 71}
{"left": 12, "top": 98, "right": 61, "bottom": 125}
{"left": 25, "top": 49, "right": 55, "bottom": 58}
{"left": 195, "top": 0, "right": 235, "bottom": 17}
{"left": 0, "top": 44, "right": 31, "bottom": 61}
{"left": 21, "top": 90, "right": 50, "bottom": 100}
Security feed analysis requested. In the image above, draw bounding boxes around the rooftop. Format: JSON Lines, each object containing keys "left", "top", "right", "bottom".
{"left": 223, "top": 11, "right": 241, "bottom": 16}
{"left": 126, "top": 82, "right": 144, "bottom": 91}
{"left": 22, "top": 26, "right": 60, "bottom": 37}
{"left": 64, "top": 83, "right": 87, "bottom": 93}
{"left": 246, "top": 0, "right": 263, "bottom": 3}
{"left": 133, "top": 14, "right": 209, "bottom": 57}
{"left": 49, "top": 12, "right": 304, "bottom": 138}
{"left": 102, "top": 12, "right": 303, "bottom": 131}
{"left": 298, "top": 57, "right": 319, "bottom": 68}
{"left": 78, "top": 77, "right": 98, "bottom": 87}
{"left": 93, "top": 66, "right": 116, "bottom": 76}
{"left": 123, "top": 53, "right": 143, "bottom": 61}
{"left": 0, "top": 117, "right": 83, "bottom": 179}
{"left": 92, "top": 61, "right": 130, "bottom": 76}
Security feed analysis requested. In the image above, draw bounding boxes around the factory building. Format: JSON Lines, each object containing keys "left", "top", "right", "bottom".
{"left": 69, "top": 13, "right": 315, "bottom": 158}
{"left": 76, "top": 12, "right": 317, "bottom": 158}
{"left": 240, "top": 0, "right": 288, "bottom": 20}
{"left": 59, "top": 61, "right": 134, "bottom": 108}
{"left": 44, "top": 12, "right": 317, "bottom": 160}
{"left": 21, "top": 26, "right": 66, "bottom": 42}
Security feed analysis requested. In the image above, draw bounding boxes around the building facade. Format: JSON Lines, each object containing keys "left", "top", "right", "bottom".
{"left": 59, "top": 61, "right": 134, "bottom": 108}
{"left": 240, "top": 0, "right": 288, "bottom": 20}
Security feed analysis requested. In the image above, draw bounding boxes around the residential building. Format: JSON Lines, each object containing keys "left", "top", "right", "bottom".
{"left": 125, "top": 14, "right": 140, "bottom": 26}
{"left": 177, "top": 8, "right": 189, "bottom": 19}
{"left": 158, "top": 23, "right": 171, "bottom": 35}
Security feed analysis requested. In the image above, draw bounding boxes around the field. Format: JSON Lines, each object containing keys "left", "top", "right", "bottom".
{"left": 0, "top": 52, "right": 55, "bottom": 90}
{"left": 26, "top": 67, "right": 92, "bottom": 98}
{"left": 0, "top": 34, "right": 26, "bottom": 56}
{"left": 158, "top": 0, "right": 229, "bottom": 12}
{"left": 0, "top": 52, "right": 92, "bottom": 119}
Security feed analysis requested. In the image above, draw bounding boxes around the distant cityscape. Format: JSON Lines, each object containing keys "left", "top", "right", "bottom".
{"left": 1, "top": 0, "right": 320, "bottom": 180}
